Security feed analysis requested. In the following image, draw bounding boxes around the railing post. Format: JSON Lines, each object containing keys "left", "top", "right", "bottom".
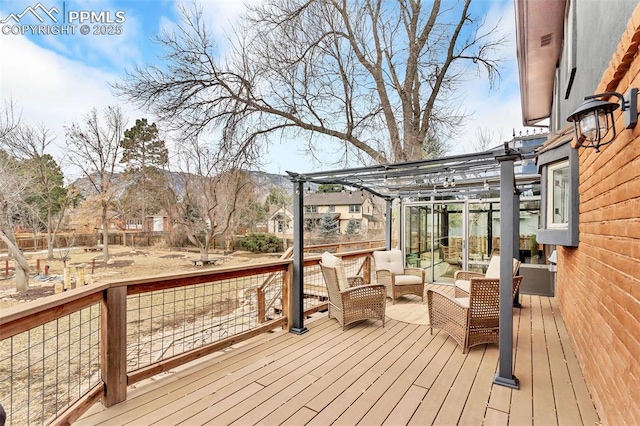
{"left": 101, "top": 287, "right": 127, "bottom": 406}
{"left": 257, "top": 288, "right": 266, "bottom": 323}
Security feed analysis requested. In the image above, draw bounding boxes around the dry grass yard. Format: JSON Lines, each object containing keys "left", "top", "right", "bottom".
{"left": 0, "top": 246, "right": 282, "bottom": 425}
{"left": 0, "top": 247, "right": 279, "bottom": 310}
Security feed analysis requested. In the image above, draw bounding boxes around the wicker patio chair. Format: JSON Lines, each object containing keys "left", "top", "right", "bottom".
{"left": 320, "top": 252, "right": 386, "bottom": 330}
{"left": 428, "top": 276, "right": 524, "bottom": 353}
{"left": 439, "top": 243, "right": 462, "bottom": 276}
{"left": 373, "top": 249, "right": 425, "bottom": 304}
{"left": 454, "top": 256, "right": 521, "bottom": 297}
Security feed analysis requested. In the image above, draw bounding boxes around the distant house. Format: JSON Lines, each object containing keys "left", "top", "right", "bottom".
{"left": 145, "top": 211, "right": 171, "bottom": 233}
{"left": 303, "top": 190, "right": 382, "bottom": 235}
{"left": 117, "top": 211, "right": 171, "bottom": 233}
{"left": 266, "top": 205, "right": 294, "bottom": 235}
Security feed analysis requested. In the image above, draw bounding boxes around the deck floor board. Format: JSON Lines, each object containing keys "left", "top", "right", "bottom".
{"left": 77, "top": 287, "right": 599, "bottom": 426}
{"left": 510, "top": 294, "right": 534, "bottom": 425}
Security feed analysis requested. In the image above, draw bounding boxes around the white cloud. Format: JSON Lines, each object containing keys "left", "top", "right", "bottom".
{"left": 0, "top": 0, "right": 529, "bottom": 179}
{"left": 0, "top": 34, "right": 143, "bottom": 177}
{"left": 1, "top": 0, "right": 143, "bottom": 72}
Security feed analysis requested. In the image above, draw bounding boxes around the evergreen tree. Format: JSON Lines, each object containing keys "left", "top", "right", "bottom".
{"left": 120, "top": 118, "right": 169, "bottom": 230}
{"left": 20, "top": 154, "right": 73, "bottom": 259}
{"left": 346, "top": 219, "right": 359, "bottom": 236}
{"left": 318, "top": 212, "right": 339, "bottom": 240}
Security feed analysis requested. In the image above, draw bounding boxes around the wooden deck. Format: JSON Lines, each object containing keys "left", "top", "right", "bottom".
{"left": 77, "top": 286, "right": 599, "bottom": 425}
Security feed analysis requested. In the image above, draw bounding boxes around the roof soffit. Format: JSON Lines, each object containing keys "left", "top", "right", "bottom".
{"left": 516, "top": 0, "right": 567, "bottom": 126}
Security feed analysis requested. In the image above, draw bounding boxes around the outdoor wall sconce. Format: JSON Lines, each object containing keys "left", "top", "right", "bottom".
{"left": 566, "top": 88, "right": 638, "bottom": 152}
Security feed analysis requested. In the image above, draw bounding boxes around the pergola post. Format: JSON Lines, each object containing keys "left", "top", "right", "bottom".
{"left": 290, "top": 179, "right": 308, "bottom": 335}
{"left": 493, "top": 150, "right": 521, "bottom": 390}
{"left": 385, "top": 198, "right": 393, "bottom": 250}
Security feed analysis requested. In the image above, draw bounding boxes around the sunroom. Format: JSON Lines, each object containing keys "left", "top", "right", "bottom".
{"left": 287, "top": 132, "right": 553, "bottom": 297}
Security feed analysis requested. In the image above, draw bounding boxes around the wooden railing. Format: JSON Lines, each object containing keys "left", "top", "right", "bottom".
{"left": 0, "top": 246, "right": 382, "bottom": 425}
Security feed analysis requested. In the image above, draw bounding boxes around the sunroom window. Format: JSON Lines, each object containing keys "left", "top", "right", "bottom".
{"left": 547, "top": 160, "right": 569, "bottom": 228}
{"left": 536, "top": 139, "right": 579, "bottom": 247}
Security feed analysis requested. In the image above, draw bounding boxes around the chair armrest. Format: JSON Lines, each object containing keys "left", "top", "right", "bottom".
{"left": 454, "top": 271, "right": 483, "bottom": 281}
{"left": 403, "top": 268, "right": 425, "bottom": 280}
{"left": 375, "top": 269, "right": 394, "bottom": 284}
{"left": 512, "top": 276, "right": 523, "bottom": 299}
{"left": 341, "top": 284, "right": 387, "bottom": 301}
{"left": 427, "top": 289, "right": 468, "bottom": 326}
{"left": 454, "top": 286, "right": 469, "bottom": 298}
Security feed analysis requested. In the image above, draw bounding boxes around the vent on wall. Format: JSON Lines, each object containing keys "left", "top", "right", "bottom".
{"left": 541, "top": 33, "right": 553, "bottom": 47}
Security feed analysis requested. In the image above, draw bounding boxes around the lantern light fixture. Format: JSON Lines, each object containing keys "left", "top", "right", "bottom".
{"left": 566, "top": 88, "right": 638, "bottom": 152}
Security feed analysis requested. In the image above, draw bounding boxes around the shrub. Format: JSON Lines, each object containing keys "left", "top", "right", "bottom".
{"left": 241, "top": 233, "right": 282, "bottom": 253}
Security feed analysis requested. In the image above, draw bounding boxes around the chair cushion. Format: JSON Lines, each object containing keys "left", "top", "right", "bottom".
{"left": 454, "top": 297, "right": 470, "bottom": 308}
{"left": 322, "top": 252, "right": 348, "bottom": 291}
{"left": 394, "top": 274, "right": 423, "bottom": 285}
{"left": 485, "top": 256, "right": 520, "bottom": 278}
{"left": 455, "top": 279, "right": 470, "bottom": 294}
{"left": 373, "top": 250, "right": 405, "bottom": 275}
{"left": 485, "top": 256, "right": 501, "bottom": 278}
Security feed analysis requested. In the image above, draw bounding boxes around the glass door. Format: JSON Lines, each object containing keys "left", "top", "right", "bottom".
{"left": 403, "top": 205, "right": 430, "bottom": 269}
{"left": 433, "top": 203, "right": 464, "bottom": 282}
{"left": 404, "top": 201, "right": 463, "bottom": 283}
{"left": 467, "top": 201, "right": 497, "bottom": 274}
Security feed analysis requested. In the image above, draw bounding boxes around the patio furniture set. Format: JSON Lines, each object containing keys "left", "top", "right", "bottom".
{"left": 320, "top": 251, "right": 523, "bottom": 353}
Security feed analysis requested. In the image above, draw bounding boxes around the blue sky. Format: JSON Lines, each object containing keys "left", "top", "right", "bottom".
{"left": 0, "top": 0, "right": 525, "bottom": 178}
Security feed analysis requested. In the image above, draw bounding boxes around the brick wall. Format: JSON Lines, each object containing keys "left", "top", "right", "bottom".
{"left": 556, "top": 5, "right": 640, "bottom": 424}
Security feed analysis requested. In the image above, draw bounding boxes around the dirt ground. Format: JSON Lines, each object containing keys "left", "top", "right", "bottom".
{"left": 0, "top": 247, "right": 280, "bottom": 310}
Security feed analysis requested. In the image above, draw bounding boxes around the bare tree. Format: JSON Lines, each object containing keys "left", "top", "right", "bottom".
{"left": 65, "top": 106, "right": 126, "bottom": 263}
{"left": 3, "top": 123, "right": 74, "bottom": 259}
{"left": 473, "top": 126, "right": 503, "bottom": 152}
{"left": 0, "top": 102, "right": 31, "bottom": 291}
{"left": 0, "top": 99, "right": 19, "bottom": 141}
{"left": 0, "top": 150, "right": 32, "bottom": 291}
{"left": 116, "top": 0, "right": 505, "bottom": 167}
{"left": 162, "top": 139, "right": 255, "bottom": 261}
